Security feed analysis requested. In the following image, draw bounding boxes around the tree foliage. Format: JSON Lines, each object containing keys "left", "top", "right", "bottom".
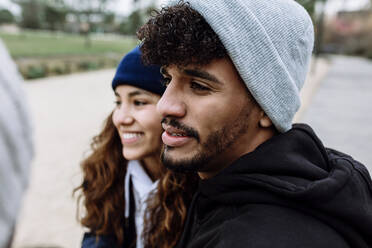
{"left": 44, "top": 5, "right": 67, "bottom": 30}
{"left": 0, "top": 9, "right": 15, "bottom": 24}
{"left": 18, "top": 0, "right": 43, "bottom": 29}
{"left": 295, "top": 0, "right": 327, "bottom": 19}
{"left": 119, "top": 9, "right": 142, "bottom": 35}
{"left": 118, "top": 1, "right": 157, "bottom": 35}
{"left": 297, "top": 0, "right": 316, "bottom": 18}
{"left": 12, "top": 0, "right": 68, "bottom": 29}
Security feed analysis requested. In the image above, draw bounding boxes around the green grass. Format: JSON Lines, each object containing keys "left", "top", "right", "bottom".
{"left": 0, "top": 31, "right": 137, "bottom": 58}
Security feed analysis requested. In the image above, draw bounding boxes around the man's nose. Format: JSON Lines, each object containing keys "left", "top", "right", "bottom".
{"left": 157, "top": 82, "right": 186, "bottom": 118}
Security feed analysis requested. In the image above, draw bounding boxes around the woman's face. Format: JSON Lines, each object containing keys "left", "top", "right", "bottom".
{"left": 112, "top": 85, "right": 163, "bottom": 161}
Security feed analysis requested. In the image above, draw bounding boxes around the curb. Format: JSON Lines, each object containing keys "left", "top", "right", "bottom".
{"left": 294, "top": 56, "right": 331, "bottom": 122}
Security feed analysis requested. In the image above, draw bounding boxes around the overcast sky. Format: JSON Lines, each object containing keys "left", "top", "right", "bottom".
{"left": 0, "top": 0, "right": 370, "bottom": 17}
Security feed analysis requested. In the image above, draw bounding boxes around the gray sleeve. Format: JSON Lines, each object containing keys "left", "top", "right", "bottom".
{"left": 0, "top": 38, "right": 33, "bottom": 247}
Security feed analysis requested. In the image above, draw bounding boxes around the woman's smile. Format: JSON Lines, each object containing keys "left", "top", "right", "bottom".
{"left": 121, "top": 132, "right": 144, "bottom": 145}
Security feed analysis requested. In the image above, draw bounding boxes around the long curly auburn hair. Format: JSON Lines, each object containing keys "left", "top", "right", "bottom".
{"left": 143, "top": 170, "right": 198, "bottom": 248}
{"left": 74, "top": 112, "right": 127, "bottom": 245}
{"left": 138, "top": 2, "right": 227, "bottom": 247}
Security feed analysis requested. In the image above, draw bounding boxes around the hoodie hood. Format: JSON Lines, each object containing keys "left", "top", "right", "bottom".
{"left": 198, "top": 124, "right": 372, "bottom": 246}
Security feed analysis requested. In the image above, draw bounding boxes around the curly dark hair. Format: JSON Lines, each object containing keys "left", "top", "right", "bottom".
{"left": 137, "top": 1, "right": 227, "bottom": 67}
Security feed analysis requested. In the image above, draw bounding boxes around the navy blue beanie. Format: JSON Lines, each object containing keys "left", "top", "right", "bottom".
{"left": 112, "top": 46, "right": 165, "bottom": 95}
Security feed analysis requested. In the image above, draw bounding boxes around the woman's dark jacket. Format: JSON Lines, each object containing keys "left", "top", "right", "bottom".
{"left": 81, "top": 177, "right": 136, "bottom": 248}
{"left": 175, "top": 124, "right": 372, "bottom": 248}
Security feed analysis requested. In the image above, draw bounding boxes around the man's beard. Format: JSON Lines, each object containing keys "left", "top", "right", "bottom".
{"left": 161, "top": 105, "right": 252, "bottom": 173}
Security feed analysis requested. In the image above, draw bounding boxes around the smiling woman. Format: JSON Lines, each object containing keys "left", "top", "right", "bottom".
{"left": 73, "top": 46, "right": 166, "bottom": 248}
{"left": 112, "top": 85, "right": 163, "bottom": 179}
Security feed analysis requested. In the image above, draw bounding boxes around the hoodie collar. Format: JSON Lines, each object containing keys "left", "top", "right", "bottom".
{"left": 124, "top": 160, "right": 158, "bottom": 219}
{"left": 193, "top": 124, "right": 372, "bottom": 247}
{"left": 199, "top": 124, "right": 344, "bottom": 200}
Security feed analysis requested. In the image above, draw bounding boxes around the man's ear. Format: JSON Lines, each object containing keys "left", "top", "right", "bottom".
{"left": 259, "top": 111, "right": 273, "bottom": 128}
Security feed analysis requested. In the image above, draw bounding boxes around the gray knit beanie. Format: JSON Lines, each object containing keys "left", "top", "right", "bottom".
{"left": 169, "top": 0, "right": 314, "bottom": 132}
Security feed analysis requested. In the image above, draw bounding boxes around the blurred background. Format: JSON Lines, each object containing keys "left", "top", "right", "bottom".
{"left": 0, "top": 0, "right": 371, "bottom": 247}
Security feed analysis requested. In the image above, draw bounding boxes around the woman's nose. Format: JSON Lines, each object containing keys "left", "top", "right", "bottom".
{"left": 113, "top": 106, "right": 135, "bottom": 126}
{"left": 121, "top": 115, "right": 134, "bottom": 124}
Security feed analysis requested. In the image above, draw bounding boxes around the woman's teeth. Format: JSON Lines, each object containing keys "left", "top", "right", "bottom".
{"left": 123, "top": 133, "right": 142, "bottom": 139}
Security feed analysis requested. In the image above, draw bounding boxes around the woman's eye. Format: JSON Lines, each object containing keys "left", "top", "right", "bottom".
{"left": 114, "top": 100, "right": 121, "bottom": 107}
{"left": 190, "top": 82, "right": 210, "bottom": 92}
{"left": 161, "top": 77, "right": 171, "bottom": 87}
{"left": 134, "top": 100, "right": 147, "bottom": 106}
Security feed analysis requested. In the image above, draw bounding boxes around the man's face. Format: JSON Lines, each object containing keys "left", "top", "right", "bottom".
{"left": 158, "top": 58, "right": 262, "bottom": 176}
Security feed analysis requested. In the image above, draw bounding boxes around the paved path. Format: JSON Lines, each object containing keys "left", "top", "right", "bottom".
{"left": 301, "top": 56, "right": 372, "bottom": 172}
{"left": 13, "top": 69, "right": 116, "bottom": 248}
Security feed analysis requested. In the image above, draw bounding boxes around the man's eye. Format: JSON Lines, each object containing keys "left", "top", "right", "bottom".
{"left": 134, "top": 100, "right": 147, "bottom": 106}
{"left": 190, "top": 82, "right": 210, "bottom": 91}
{"left": 161, "top": 77, "right": 171, "bottom": 87}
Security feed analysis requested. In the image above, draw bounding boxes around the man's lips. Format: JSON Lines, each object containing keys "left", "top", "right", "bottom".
{"left": 161, "top": 124, "right": 193, "bottom": 147}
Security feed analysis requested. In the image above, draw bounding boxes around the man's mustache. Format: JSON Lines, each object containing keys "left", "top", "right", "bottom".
{"left": 161, "top": 117, "right": 200, "bottom": 142}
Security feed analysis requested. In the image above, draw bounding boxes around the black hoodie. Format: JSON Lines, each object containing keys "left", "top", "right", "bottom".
{"left": 175, "top": 124, "right": 372, "bottom": 248}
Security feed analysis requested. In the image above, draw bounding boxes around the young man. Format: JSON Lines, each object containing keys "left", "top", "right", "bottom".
{"left": 138, "top": 0, "right": 372, "bottom": 247}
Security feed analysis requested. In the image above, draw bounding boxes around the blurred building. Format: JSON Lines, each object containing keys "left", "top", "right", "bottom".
{"left": 334, "top": 9, "right": 372, "bottom": 35}
{"left": 324, "top": 9, "right": 372, "bottom": 57}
